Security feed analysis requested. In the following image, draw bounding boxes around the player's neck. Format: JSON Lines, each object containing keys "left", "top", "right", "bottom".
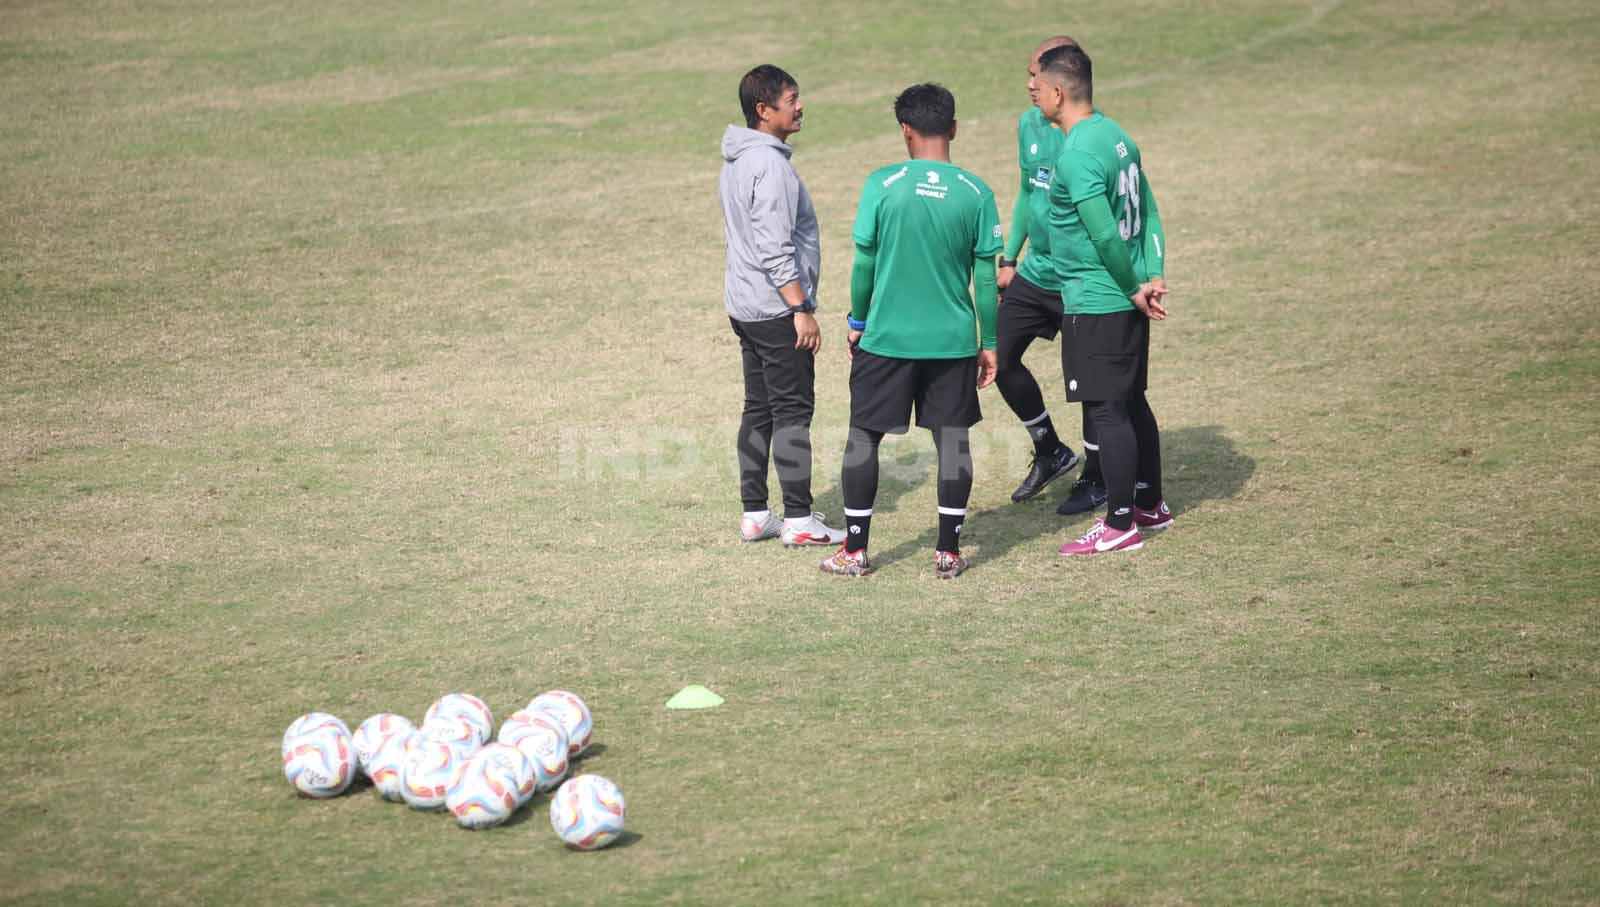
{"left": 1058, "top": 104, "right": 1096, "bottom": 133}
{"left": 904, "top": 137, "right": 951, "bottom": 163}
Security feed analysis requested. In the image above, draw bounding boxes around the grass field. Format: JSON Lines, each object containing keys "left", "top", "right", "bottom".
{"left": 3, "top": 0, "right": 1599, "bottom": 902}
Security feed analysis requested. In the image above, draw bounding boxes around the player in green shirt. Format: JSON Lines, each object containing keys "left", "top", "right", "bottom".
{"left": 996, "top": 35, "right": 1098, "bottom": 511}
{"left": 1034, "top": 43, "right": 1174, "bottom": 557}
{"left": 819, "top": 83, "right": 1000, "bottom": 579}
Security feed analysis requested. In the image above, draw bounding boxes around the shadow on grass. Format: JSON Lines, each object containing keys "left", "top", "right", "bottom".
{"left": 868, "top": 423, "right": 1254, "bottom": 571}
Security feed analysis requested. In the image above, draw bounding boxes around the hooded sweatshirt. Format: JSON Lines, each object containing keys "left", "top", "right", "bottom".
{"left": 719, "top": 125, "right": 820, "bottom": 322}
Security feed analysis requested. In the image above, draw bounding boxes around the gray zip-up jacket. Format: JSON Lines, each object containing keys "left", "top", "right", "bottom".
{"left": 719, "top": 125, "right": 820, "bottom": 322}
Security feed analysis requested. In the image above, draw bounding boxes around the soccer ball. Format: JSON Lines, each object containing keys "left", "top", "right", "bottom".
{"left": 527, "top": 690, "right": 592, "bottom": 757}
{"left": 498, "top": 709, "right": 570, "bottom": 792}
{"left": 447, "top": 743, "right": 536, "bottom": 829}
{"left": 423, "top": 693, "right": 493, "bottom": 747}
{"left": 549, "top": 774, "right": 626, "bottom": 850}
{"left": 419, "top": 713, "right": 486, "bottom": 758}
{"left": 366, "top": 729, "right": 419, "bottom": 802}
{"left": 352, "top": 713, "right": 415, "bottom": 775}
{"left": 281, "top": 712, "right": 355, "bottom": 799}
{"left": 401, "top": 736, "right": 467, "bottom": 810}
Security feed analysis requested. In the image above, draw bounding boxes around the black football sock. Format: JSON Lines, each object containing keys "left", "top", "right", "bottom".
{"left": 1080, "top": 406, "right": 1103, "bottom": 483}
{"left": 1021, "top": 411, "right": 1065, "bottom": 458}
{"left": 934, "top": 427, "right": 974, "bottom": 553}
{"left": 840, "top": 426, "right": 882, "bottom": 553}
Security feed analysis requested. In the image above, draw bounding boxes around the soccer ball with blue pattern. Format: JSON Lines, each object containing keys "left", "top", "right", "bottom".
{"left": 401, "top": 736, "right": 466, "bottom": 810}
{"left": 419, "top": 713, "right": 486, "bottom": 758}
{"left": 281, "top": 712, "right": 355, "bottom": 799}
{"left": 352, "top": 713, "right": 415, "bottom": 777}
{"left": 366, "top": 729, "right": 419, "bottom": 802}
{"left": 447, "top": 743, "right": 536, "bottom": 829}
{"left": 498, "top": 709, "right": 570, "bottom": 792}
{"left": 423, "top": 693, "right": 494, "bottom": 747}
{"left": 549, "top": 774, "right": 626, "bottom": 850}
{"left": 527, "top": 690, "right": 592, "bottom": 758}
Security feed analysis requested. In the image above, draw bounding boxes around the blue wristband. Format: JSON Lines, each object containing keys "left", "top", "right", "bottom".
{"left": 846, "top": 315, "right": 867, "bottom": 331}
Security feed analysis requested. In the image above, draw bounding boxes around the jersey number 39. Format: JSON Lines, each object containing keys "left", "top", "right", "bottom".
{"left": 1116, "top": 162, "right": 1141, "bottom": 240}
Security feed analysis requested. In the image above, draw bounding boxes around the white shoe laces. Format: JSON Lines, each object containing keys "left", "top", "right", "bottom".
{"left": 1077, "top": 521, "right": 1107, "bottom": 544}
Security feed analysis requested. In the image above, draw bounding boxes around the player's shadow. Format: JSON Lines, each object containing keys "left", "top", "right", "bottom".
{"left": 869, "top": 424, "right": 1254, "bottom": 570}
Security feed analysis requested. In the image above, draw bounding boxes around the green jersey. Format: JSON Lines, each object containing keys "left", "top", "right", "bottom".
{"left": 1047, "top": 111, "right": 1165, "bottom": 315}
{"left": 851, "top": 160, "right": 1003, "bottom": 359}
{"left": 1014, "top": 107, "right": 1065, "bottom": 291}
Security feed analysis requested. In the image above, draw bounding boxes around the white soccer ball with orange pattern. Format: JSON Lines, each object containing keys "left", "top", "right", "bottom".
{"left": 549, "top": 774, "right": 626, "bottom": 850}
{"left": 351, "top": 713, "right": 415, "bottom": 776}
{"left": 281, "top": 712, "right": 355, "bottom": 799}
{"left": 447, "top": 743, "right": 536, "bottom": 829}
{"left": 498, "top": 709, "right": 570, "bottom": 792}
{"left": 400, "top": 735, "right": 466, "bottom": 810}
{"left": 423, "top": 693, "right": 494, "bottom": 747}
{"left": 527, "top": 690, "right": 592, "bottom": 757}
{"left": 366, "top": 729, "right": 420, "bottom": 802}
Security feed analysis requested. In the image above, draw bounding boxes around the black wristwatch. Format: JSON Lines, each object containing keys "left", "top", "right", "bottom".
{"left": 998, "top": 257, "right": 1018, "bottom": 269}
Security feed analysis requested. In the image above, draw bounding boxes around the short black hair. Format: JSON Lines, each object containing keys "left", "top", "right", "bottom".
{"left": 739, "top": 64, "right": 797, "bottom": 129}
{"left": 1038, "top": 43, "right": 1092, "bottom": 104}
{"left": 893, "top": 83, "right": 955, "bottom": 138}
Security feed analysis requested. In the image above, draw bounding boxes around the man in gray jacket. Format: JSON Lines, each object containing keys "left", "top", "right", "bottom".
{"left": 720, "top": 64, "right": 844, "bottom": 547}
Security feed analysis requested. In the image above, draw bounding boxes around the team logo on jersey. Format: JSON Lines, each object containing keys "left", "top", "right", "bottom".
{"left": 1033, "top": 165, "right": 1052, "bottom": 186}
{"left": 915, "top": 170, "right": 948, "bottom": 199}
{"left": 1115, "top": 141, "right": 1129, "bottom": 159}
{"left": 1029, "top": 143, "right": 1038, "bottom": 155}
{"left": 926, "top": 171, "right": 940, "bottom": 184}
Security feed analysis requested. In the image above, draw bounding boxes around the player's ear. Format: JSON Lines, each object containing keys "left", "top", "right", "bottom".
{"left": 900, "top": 122, "right": 913, "bottom": 142}
{"left": 949, "top": 119, "right": 958, "bottom": 142}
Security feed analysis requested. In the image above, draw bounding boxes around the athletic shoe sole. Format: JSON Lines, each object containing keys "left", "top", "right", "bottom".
{"left": 784, "top": 536, "right": 840, "bottom": 548}
{"left": 819, "top": 559, "right": 870, "bottom": 576}
{"left": 1060, "top": 539, "right": 1144, "bottom": 557}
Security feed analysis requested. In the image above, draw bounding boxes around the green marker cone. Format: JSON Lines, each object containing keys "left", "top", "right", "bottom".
{"left": 666, "top": 685, "right": 724, "bottom": 710}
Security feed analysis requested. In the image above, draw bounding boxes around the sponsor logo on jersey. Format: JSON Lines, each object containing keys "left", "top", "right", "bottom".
{"left": 1030, "top": 165, "right": 1052, "bottom": 189}
{"left": 915, "top": 170, "right": 948, "bottom": 199}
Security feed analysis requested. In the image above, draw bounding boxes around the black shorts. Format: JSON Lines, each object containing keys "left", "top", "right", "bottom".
{"left": 997, "top": 273, "right": 1063, "bottom": 346}
{"left": 849, "top": 348, "right": 981, "bottom": 434}
{"left": 1062, "top": 309, "right": 1149, "bottom": 402}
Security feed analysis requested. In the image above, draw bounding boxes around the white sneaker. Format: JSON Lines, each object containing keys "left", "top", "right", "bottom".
{"left": 740, "top": 512, "right": 783, "bottom": 542}
{"left": 780, "top": 512, "right": 846, "bottom": 547}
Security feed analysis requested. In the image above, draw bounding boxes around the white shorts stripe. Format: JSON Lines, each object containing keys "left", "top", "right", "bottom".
{"left": 937, "top": 506, "right": 967, "bottom": 516}
{"left": 843, "top": 508, "right": 874, "bottom": 517}
{"left": 1022, "top": 411, "right": 1050, "bottom": 427}
{"left": 1082, "top": 440, "right": 1100, "bottom": 451}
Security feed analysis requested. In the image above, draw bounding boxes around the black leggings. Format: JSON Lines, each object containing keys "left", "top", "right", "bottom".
{"left": 1082, "top": 394, "right": 1161, "bottom": 529}
{"left": 841, "top": 426, "right": 973, "bottom": 515}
